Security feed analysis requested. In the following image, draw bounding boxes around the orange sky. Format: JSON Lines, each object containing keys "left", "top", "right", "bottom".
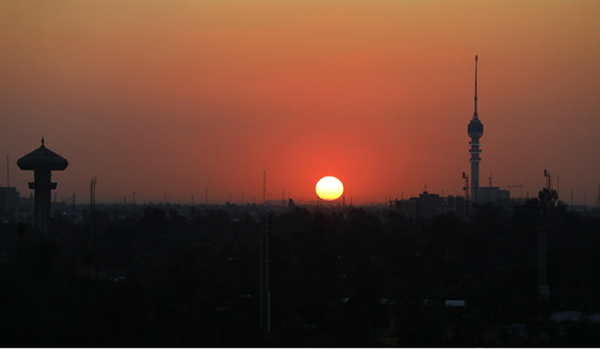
{"left": 1, "top": 0, "right": 599, "bottom": 204}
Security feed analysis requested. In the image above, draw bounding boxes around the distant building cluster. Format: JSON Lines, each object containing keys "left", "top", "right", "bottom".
{"left": 0, "top": 185, "right": 19, "bottom": 216}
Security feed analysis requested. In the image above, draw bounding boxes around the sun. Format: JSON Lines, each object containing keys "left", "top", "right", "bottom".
{"left": 315, "top": 176, "right": 344, "bottom": 201}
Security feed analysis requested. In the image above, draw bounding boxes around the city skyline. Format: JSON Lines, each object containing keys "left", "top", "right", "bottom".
{"left": 1, "top": 1, "right": 599, "bottom": 204}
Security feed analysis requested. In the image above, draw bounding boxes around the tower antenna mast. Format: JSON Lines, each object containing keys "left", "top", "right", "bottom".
{"left": 474, "top": 55, "right": 478, "bottom": 118}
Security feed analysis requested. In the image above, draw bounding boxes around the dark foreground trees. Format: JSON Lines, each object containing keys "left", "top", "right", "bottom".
{"left": 0, "top": 195, "right": 599, "bottom": 346}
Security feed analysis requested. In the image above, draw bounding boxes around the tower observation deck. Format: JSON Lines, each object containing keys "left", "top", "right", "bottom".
{"left": 17, "top": 138, "right": 68, "bottom": 234}
{"left": 468, "top": 55, "right": 483, "bottom": 202}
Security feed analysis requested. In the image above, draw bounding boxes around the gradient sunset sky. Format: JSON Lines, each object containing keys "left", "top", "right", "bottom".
{"left": 1, "top": 0, "right": 599, "bottom": 205}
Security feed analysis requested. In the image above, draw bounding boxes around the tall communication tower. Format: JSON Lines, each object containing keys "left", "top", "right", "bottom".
{"left": 259, "top": 213, "right": 271, "bottom": 332}
{"left": 468, "top": 55, "right": 484, "bottom": 202}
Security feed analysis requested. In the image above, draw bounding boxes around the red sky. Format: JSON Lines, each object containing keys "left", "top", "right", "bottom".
{"left": 1, "top": 0, "right": 599, "bottom": 205}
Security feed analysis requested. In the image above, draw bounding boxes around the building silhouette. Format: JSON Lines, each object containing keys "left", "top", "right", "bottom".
{"left": 0, "top": 186, "right": 19, "bottom": 217}
{"left": 17, "top": 138, "right": 68, "bottom": 234}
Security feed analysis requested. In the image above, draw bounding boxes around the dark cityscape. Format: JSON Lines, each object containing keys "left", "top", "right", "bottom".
{"left": 2, "top": 1, "right": 600, "bottom": 347}
{"left": 2, "top": 135, "right": 600, "bottom": 346}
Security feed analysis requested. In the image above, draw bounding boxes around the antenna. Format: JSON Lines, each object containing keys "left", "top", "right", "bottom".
{"left": 462, "top": 172, "right": 470, "bottom": 202}
{"left": 571, "top": 190, "right": 573, "bottom": 206}
{"left": 90, "top": 177, "right": 97, "bottom": 211}
{"left": 543, "top": 169, "right": 551, "bottom": 190}
{"left": 474, "top": 55, "right": 478, "bottom": 119}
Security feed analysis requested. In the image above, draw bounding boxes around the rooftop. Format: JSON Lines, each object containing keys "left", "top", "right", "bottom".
{"left": 17, "top": 138, "right": 68, "bottom": 171}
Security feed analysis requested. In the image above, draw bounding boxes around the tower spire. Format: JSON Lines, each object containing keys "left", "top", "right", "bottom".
{"left": 474, "top": 55, "right": 478, "bottom": 120}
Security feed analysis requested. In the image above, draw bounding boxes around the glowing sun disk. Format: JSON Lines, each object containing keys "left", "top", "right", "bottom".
{"left": 316, "top": 176, "right": 344, "bottom": 201}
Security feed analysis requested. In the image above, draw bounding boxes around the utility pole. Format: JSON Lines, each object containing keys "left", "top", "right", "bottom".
{"left": 538, "top": 170, "right": 550, "bottom": 302}
{"left": 259, "top": 213, "right": 271, "bottom": 333}
{"left": 90, "top": 177, "right": 97, "bottom": 211}
{"left": 87, "top": 176, "right": 97, "bottom": 278}
{"left": 544, "top": 169, "right": 551, "bottom": 190}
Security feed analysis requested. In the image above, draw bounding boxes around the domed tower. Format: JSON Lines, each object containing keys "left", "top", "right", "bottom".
{"left": 468, "top": 55, "right": 483, "bottom": 202}
{"left": 17, "top": 138, "right": 68, "bottom": 234}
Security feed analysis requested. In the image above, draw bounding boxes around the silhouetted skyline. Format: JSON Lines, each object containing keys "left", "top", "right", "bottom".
{"left": 1, "top": 1, "right": 599, "bottom": 204}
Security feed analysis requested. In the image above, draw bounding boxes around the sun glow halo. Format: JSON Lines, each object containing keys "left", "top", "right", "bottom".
{"left": 315, "top": 176, "right": 344, "bottom": 201}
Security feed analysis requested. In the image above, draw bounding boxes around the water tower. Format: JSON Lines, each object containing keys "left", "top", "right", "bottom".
{"left": 17, "top": 138, "right": 68, "bottom": 234}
